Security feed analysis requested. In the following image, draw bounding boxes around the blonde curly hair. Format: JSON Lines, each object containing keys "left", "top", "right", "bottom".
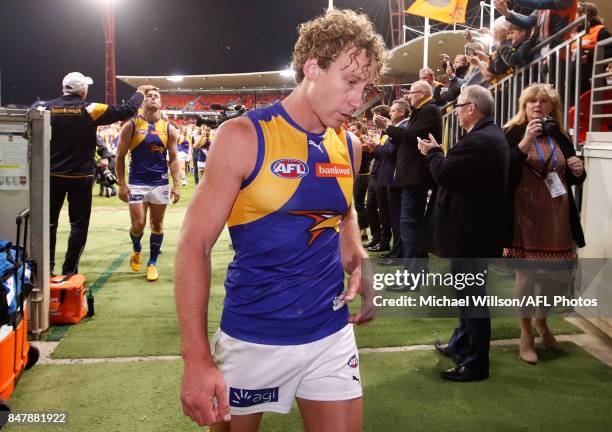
{"left": 291, "top": 9, "right": 387, "bottom": 84}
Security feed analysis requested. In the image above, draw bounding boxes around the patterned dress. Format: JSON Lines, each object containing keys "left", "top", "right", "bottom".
{"left": 504, "top": 136, "right": 575, "bottom": 259}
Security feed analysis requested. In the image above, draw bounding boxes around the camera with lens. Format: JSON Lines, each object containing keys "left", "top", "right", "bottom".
{"left": 101, "top": 168, "right": 118, "bottom": 185}
{"left": 539, "top": 116, "right": 560, "bottom": 137}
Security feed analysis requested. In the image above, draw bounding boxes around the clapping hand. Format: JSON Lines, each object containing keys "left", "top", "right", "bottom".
{"left": 373, "top": 114, "right": 391, "bottom": 130}
{"left": 417, "top": 133, "right": 441, "bottom": 155}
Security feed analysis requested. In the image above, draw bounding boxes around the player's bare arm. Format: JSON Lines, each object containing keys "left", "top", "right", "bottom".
{"left": 167, "top": 125, "right": 181, "bottom": 203}
{"left": 175, "top": 116, "right": 257, "bottom": 427}
{"left": 115, "top": 120, "right": 135, "bottom": 203}
{"left": 341, "top": 131, "right": 375, "bottom": 325}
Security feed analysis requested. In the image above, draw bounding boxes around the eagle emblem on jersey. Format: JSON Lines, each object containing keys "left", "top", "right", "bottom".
{"left": 288, "top": 210, "right": 342, "bottom": 245}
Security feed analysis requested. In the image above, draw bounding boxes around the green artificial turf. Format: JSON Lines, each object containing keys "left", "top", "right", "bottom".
{"left": 48, "top": 199, "right": 580, "bottom": 359}
{"left": 6, "top": 343, "right": 611, "bottom": 432}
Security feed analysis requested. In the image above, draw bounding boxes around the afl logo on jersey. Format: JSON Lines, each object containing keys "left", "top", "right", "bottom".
{"left": 347, "top": 355, "right": 359, "bottom": 368}
{"left": 270, "top": 159, "right": 309, "bottom": 179}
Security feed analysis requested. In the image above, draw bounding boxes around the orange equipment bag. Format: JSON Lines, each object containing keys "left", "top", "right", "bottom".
{"left": 49, "top": 274, "right": 88, "bottom": 325}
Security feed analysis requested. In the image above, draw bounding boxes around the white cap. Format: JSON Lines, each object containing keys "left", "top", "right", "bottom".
{"left": 62, "top": 72, "right": 93, "bottom": 94}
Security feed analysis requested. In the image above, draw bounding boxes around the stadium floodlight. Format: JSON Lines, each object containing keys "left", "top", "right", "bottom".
{"left": 166, "top": 76, "right": 184, "bottom": 82}
{"left": 280, "top": 69, "right": 295, "bottom": 78}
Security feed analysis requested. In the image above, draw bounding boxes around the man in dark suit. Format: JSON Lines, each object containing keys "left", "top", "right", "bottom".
{"left": 370, "top": 100, "right": 410, "bottom": 258}
{"left": 418, "top": 85, "right": 510, "bottom": 382}
{"left": 374, "top": 81, "right": 442, "bottom": 280}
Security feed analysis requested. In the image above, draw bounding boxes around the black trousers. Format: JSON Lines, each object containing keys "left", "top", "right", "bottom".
{"left": 50, "top": 175, "right": 93, "bottom": 275}
{"left": 387, "top": 186, "right": 403, "bottom": 258}
{"left": 192, "top": 152, "right": 200, "bottom": 185}
{"left": 374, "top": 185, "right": 391, "bottom": 247}
{"left": 353, "top": 175, "right": 369, "bottom": 231}
{"left": 447, "top": 258, "right": 491, "bottom": 374}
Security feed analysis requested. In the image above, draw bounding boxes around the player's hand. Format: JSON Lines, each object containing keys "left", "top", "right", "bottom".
{"left": 99, "top": 158, "right": 109, "bottom": 170}
{"left": 118, "top": 184, "right": 130, "bottom": 203}
{"left": 181, "top": 360, "right": 231, "bottom": 427}
{"left": 344, "top": 254, "right": 375, "bottom": 326}
{"left": 171, "top": 186, "right": 181, "bottom": 204}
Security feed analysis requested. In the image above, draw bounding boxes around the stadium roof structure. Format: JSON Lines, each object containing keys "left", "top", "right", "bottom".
{"left": 116, "top": 31, "right": 469, "bottom": 92}
{"left": 116, "top": 70, "right": 296, "bottom": 93}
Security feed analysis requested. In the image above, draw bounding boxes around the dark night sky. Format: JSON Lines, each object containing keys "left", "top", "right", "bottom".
{"left": 1, "top": 0, "right": 482, "bottom": 106}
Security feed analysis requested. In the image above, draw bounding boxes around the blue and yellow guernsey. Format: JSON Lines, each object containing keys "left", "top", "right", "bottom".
{"left": 128, "top": 116, "right": 170, "bottom": 186}
{"left": 221, "top": 101, "right": 356, "bottom": 345}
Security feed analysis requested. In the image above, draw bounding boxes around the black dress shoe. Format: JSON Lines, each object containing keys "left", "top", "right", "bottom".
{"left": 363, "top": 240, "right": 380, "bottom": 248}
{"left": 434, "top": 341, "right": 461, "bottom": 364}
{"left": 440, "top": 365, "right": 489, "bottom": 382}
{"left": 368, "top": 243, "right": 391, "bottom": 252}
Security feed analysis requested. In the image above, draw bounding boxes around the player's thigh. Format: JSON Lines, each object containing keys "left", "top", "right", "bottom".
{"left": 296, "top": 397, "right": 363, "bottom": 432}
{"left": 210, "top": 413, "right": 263, "bottom": 432}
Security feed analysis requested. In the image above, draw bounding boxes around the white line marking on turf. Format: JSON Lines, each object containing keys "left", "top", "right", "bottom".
{"left": 33, "top": 334, "right": 610, "bottom": 366}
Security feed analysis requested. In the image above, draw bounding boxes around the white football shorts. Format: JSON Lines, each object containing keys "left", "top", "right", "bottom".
{"left": 178, "top": 151, "right": 190, "bottom": 162}
{"left": 212, "top": 324, "right": 362, "bottom": 416}
{"left": 128, "top": 184, "right": 170, "bottom": 205}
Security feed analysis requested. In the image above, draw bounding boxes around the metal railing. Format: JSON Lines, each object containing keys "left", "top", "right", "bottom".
{"left": 441, "top": 16, "right": 588, "bottom": 149}
{"left": 589, "top": 36, "right": 612, "bottom": 133}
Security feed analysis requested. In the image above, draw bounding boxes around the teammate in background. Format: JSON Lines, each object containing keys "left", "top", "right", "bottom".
{"left": 175, "top": 9, "right": 385, "bottom": 431}
{"left": 177, "top": 126, "right": 191, "bottom": 186}
{"left": 193, "top": 125, "right": 212, "bottom": 185}
{"left": 115, "top": 87, "right": 181, "bottom": 282}
{"left": 36, "top": 72, "right": 152, "bottom": 276}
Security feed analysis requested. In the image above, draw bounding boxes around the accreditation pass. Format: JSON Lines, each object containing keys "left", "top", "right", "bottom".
{"left": 0, "top": 411, "right": 68, "bottom": 426}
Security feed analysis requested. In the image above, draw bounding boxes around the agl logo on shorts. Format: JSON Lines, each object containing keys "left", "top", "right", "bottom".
{"left": 270, "top": 159, "right": 309, "bottom": 179}
{"left": 229, "top": 387, "right": 279, "bottom": 408}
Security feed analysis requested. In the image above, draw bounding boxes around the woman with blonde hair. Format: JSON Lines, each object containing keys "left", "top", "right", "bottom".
{"left": 503, "top": 84, "right": 586, "bottom": 364}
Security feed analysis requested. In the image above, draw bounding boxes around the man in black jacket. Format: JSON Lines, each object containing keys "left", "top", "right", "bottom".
{"left": 37, "top": 72, "right": 152, "bottom": 275}
{"left": 374, "top": 81, "right": 442, "bottom": 282}
{"left": 370, "top": 101, "right": 410, "bottom": 258}
{"left": 418, "top": 85, "right": 510, "bottom": 381}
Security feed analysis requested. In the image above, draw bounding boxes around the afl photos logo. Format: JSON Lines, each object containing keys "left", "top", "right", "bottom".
{"left": 270, "top": 159, "right": 309, "bottom": 179}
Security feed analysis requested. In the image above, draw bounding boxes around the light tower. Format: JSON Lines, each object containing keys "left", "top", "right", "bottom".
{"left": 99, "top": 0, "right": 116, "bottom": 105}
{"left": 388, "top": 0, "right": 406, "bottom": 48}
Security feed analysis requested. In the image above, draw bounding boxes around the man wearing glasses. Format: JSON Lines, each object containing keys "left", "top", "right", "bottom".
{"left": 373, "top": 80, "right": 442, "bottom": 290}
{"left": 417, "top": 85, "right": 510, "bottom": 382}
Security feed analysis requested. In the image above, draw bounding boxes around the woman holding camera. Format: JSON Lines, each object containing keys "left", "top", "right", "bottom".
{"left": 503, "top": 84, "right": 586, "bottom": 364}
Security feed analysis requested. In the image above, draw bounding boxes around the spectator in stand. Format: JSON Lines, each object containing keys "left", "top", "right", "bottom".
{"left": 350, "top": 121, "right": 373, "bottom": 241}
{"left": 499, "top": 24, "right": 537, "bottom": 70}
{"left": 494, "top": 0, "right": 578, "bottom": 48}
{"left": 572, "top": 2, "right": 612, "bottom": 94}
{"left": 503, "top": 84, "right": 586, "bottom": 365}
{"left": 446, "top": 41, "right": 490, "bottom": 102}
{"left": 419, "top": 67, "right": 446, "bottom": 107}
